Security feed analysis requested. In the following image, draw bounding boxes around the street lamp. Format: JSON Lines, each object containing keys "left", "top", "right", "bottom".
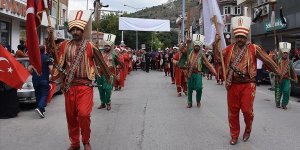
{"left": 123, "top": 4, "right": 145, "bottom": 11}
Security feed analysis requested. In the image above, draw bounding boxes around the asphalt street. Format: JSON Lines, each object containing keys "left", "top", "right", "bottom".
{"left": 1, "top": 71, "right": 300, "bottom": 150}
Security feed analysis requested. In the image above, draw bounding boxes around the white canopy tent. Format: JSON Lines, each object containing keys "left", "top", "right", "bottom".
{"left": 119, "top": 17, "right": 171, "bottom": 50}
{"left": 119, "top": 17, "right": 170, "bottom": 32}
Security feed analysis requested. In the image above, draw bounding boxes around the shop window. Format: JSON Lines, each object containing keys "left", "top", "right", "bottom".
{"left": 0, "top": 21, "right": 10, "bottom": 46}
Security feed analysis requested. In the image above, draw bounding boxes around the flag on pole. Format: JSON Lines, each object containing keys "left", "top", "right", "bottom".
{"left": 279, "top": 7, "right": 286, "bottom": 25}
{"left": 26, "top": 0, "right": 46, "bottom": 75}
{"left": 0, "top": 45, "right": 30, "bottom": 89}
{"left": 202, "top": 0, "right": 226, "bottom": 50}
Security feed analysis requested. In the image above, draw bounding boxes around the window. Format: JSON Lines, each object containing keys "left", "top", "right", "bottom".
{"left": 19, "top": 24, "right": 26, "bottom": 42}
{"left": 223, "top": 6, "right": 231, "bottom": 15}
{"left": 51, "top": 0, "right": 57, "bottom": 18}
{"left": 257, "top": 0, "right": 263, "bottom": 6}
{"left": 0, "top": 21, "right": 10, "bottom": 46}
{"left": 295, "top": 62, "right": 300, "bottom": 69}
{"left": 61, "top": 9, "right": 66, "bottom": 24}
{"left": 224, "top": 24, "right": 231, "bottom": 33}
{"left": 233, "top": 6, "right": 242, "bottom": 15}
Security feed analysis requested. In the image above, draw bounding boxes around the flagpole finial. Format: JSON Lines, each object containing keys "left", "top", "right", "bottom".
{"left": 269, "top": 0, "right": 277, "bottom": 4}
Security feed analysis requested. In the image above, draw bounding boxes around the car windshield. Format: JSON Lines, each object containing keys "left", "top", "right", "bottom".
{"left": 295, "top": 61, "right": 300, "bottom": 69}
{"left": 17, "top": 58, "right": 32, "bottom": 82}
{"left": 18, "top": 59, "right": 30, "bottom": 68}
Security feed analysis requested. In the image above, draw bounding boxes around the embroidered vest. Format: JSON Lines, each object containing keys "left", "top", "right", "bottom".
{"left": 53, "top": 41, "right": 95, "bottom": 81}
{"left": 188, "top": 50, "right": 203, "bottom": 72}
{"left": 224, "top": 43, "right": 257, "bottom": 80}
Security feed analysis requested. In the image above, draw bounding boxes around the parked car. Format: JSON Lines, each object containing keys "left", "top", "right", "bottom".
{"left": 291, "top": 60, "right": 300, "bottom": 96}
{"left": 17, "top": 58, "right": 35, "bottom": 103}
{"left": 261, "top": 68, "right": 271, "bottom": 84}
{"left": 16, "top": 57, "right": 62, "bottom": 103}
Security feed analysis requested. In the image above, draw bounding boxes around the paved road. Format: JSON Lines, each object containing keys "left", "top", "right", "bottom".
{"left": 1, "top": 71, "right": 300, "bottom": 150}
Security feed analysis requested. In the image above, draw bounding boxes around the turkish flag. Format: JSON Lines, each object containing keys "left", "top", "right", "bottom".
{"left": 47, "top": 81, "right": 57, "bottom": 103}
{"left": 0, "top": 45, "right": 30, "bottom": 89}
{"left": 26, "top": 0, "right": 45, "bottom": 74}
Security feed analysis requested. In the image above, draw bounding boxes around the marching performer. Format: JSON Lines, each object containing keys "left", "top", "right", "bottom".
{"left": 48, "top": 10, "right": 111, "bottom": 150}
{"left": 213, "top": 39, "right": 224, "bottom": 85}
{"left": 275, "top": 42, "right": 298, "bottom": 109}
{"left": 186, "top": 34, "right": 216, "bottom": 108}
{"left": 95, "top": 34, "right": 124, "bottom": 110}
{"left": 221, "top": 16, "right": 281, "bottom": 145}
{"left": 114, "top": 47, "right": 126, "bottom": 91}
{"left": 173, "top": 42, "right": 188, "bottom": 97}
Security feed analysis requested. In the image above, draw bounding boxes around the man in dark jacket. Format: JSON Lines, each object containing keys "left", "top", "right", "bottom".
{"left": 28, "top": 45, "right": 53, "bottom": 118}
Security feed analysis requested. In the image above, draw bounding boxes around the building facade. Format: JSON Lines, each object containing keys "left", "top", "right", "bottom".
{"left": 239, "top": 0, "right": 300, "bottom": 54}
{"left": 0, "top": 0, "right": 68, "bottom": 53}
{"left": 198, "top": 0, "right": 243, "bottom": 45}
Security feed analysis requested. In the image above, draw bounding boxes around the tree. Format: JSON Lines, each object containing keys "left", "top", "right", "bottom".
{"left": 157, "top": 30, "right": 178, "bottom": 49}
{"left": 92, "top": 13, "right": 122, "bottom": 44}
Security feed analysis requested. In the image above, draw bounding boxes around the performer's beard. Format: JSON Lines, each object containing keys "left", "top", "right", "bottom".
{"left": 194, "top": 46, "right": 200, "bottom": 52}
{"left": 72, "top": 34, "right": 82, "bottom": 41}
{"left": 282, "top": 53, "right": 288, "bottom": 60}
{"left": 237, "top": 40, "right": 245, "bottom": 48}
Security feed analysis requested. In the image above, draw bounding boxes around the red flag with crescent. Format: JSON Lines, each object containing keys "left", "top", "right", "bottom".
{"left": 47, "top": 81, "right": 57, "bottom": 103}
{"left": 0, "top": 45, "right": 30, "bottom": 89}
{"left": 26, "top": 0, "right": 46, "bottom": 75}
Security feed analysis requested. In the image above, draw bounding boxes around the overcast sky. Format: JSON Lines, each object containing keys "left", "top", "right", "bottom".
{"left": 68, "top": 0, "right": 169, "bottom": 13}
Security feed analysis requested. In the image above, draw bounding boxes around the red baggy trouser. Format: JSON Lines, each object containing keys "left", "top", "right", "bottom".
{"left": 215, "top": 63, "right": 223, "bottom": 81}
{"left": 177, "top": 71, "right": 187, "bottom": 93}
{"left": 64, "top": 85, "right": 93, "bottom": 147}
{"left": 227, "top": 83, "right": 256, "bottom": 139}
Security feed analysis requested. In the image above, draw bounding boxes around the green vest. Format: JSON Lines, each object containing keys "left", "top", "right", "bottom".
{"left": 188, "top": 50, "right": 203, "bottom": 72}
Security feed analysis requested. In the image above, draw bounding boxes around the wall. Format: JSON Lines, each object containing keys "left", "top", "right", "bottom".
{"left": 251, "top": 0, "right": 300, "bottom": 50}
{"left": 252, "top": 0, "right": 300, "bottom": 36}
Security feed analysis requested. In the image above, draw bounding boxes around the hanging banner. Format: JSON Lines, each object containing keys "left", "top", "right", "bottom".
{"left": 119, "top": 17, "right": 170, "bottom": 32}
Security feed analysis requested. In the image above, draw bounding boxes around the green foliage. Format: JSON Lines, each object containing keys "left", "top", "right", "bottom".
{"left": 152, "top": 33, "right": 164, "bottom": 51}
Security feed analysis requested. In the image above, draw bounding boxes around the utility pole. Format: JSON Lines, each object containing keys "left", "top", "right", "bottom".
{"left": 181, "top": 0, "right": 185, "bottom": 42}
{"left": 94, "top": 0, "right": 109, "bottom": 47}
{"left": 87, "top": 0, "right": 89, "bottom": 10}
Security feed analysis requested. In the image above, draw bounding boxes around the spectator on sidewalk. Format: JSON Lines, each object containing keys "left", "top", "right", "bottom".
{"left": 256, "top": 58, "right": 263, "bottom": 86}
{"left": 0, "top": 82, "right": 19, "bottom": 119}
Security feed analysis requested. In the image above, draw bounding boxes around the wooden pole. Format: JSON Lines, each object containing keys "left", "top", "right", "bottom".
{"left": 43, "top": 0, "right": 53, "bottom": 27}
{"left": 186, "top": 0, "right": 192, "bottom": 53}
{"left": 212, "top": 15, "right": 227, "bottom": 82}
{"left": 95, "top": 0, "right": 100, "bottom": 47}
{"left": 272, "top": 4, "right": 277, "bottom": 52}
{"left": 43, "top": 0, "right": 58, "bottom": 65}
{"left": 270, "top": 2, "right": 279, "bottom": 85}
